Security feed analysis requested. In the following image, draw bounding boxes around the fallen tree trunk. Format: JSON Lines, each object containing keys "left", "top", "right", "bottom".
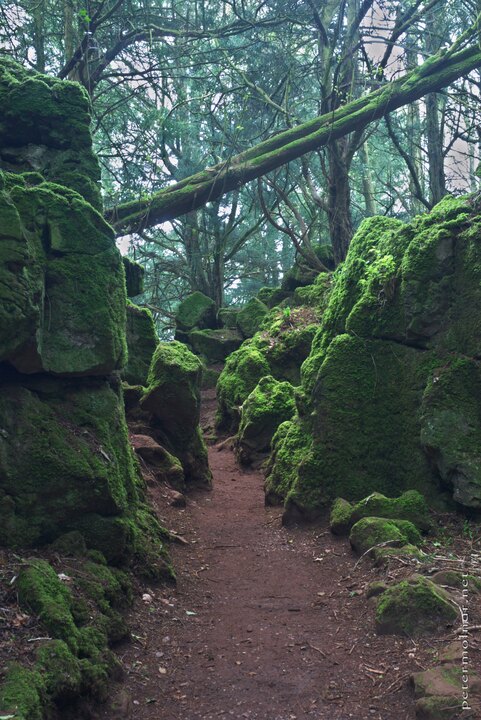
{"left": 106, "top": 45, "right": 481, "bottom": 235}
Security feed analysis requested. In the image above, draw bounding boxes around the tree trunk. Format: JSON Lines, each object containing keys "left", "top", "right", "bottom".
{"left": 106, "top": 45, "right": 481, "bottom": 236}
{"left": 359, "top": 142, "right": 376, "bottom": 217}
{"left": 327, "top": 139, "right": 353, "bottom": 264}
{"left": 425, "top": 92, "right": 446, "bottom": 205}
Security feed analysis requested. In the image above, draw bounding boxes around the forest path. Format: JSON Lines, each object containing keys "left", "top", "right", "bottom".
{"left": 102, "top": 390, "right": 417, "bottom": 720}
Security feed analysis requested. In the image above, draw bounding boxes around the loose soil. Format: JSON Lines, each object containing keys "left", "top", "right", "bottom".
{"left": 99, "top": 390, "right": 480, "bottom": 720}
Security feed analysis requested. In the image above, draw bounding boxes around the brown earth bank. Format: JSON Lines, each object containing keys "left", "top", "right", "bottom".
{"left": 97, "top": 390, "right": 480, "bottom": 720}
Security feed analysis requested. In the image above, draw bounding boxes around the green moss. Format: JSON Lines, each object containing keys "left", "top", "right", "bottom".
{"left": 237, "top": 298, "right": 269, "bottom": 338}
{"left": 329, "top": 498, "right": 354, "bottom": 535}
{"left": 264, "top": 323, "right": 317, "bottom": 385}
{"left": 216, "top": 342, "right": 270, "bottom": 431}
{"left": 257, "top": 286, "right": 290, "bottom": 308}
{"left": 175, "top": 291, "right": 216, "bottom": 332}
{"left": 36, "top": 640, "right": 82, "bottom": 701}
{"left": 420, "top": 357, "right": 481, "bottom": 508}
{"left": 375, "top": 575, "right": 457, "bottom": 635}
{"left": 0, "top": 378, "right": 139, "bottom": 548}
{"left": 218, "top": 306, "right": 240, "bottom": 329}
{"left": 0, "top": 179, "right": 127, "bottom": 375}
{"left": 0, "top": 663, "right": 45, "bottom": 720}
{"left": 123, "top": 302, "right": 159, "bottom": 386}
{"left": 236, "top": 376, "right": 296, "bottom": 465}
{"left": 264, "top": 418, "right": 314, "bottom": 507}
{"left": 349, "top": 516, "right": 422, "bottom": 555}
{"left": 189, "top": 328, "right": 243, "bottom": 363}
{"left": 141, "top": 342, "right": 211, "bottom": 487}
{"left": 293, "top": 272, "right": 333, "bottom": 315}
{"left": 123, "top": 257, "right": 145, "bottom": 297}
{"left": 16, "top": 559, "right": 79, "bottom": 651}
{"left": 331, "top": 490, "right": 431, "bottom": 535}
{"left": 0, "top": 59, "right": 101, "bottom": 207}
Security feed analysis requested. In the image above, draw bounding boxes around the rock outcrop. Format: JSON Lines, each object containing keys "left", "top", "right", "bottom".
{"left": 266, "top": 198, "right": 481, "bottom": 518}
{"left": 0, "top": 60, "right": 169, "bottom": 578}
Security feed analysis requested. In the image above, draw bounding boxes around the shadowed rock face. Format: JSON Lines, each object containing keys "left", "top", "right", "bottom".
{"left": 266, "top": 196, "right": 481, "bottom": 517}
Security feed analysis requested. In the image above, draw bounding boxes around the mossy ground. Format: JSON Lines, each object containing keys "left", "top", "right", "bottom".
{"left": 0, "top": 550, "right": 140, "bottom": 720}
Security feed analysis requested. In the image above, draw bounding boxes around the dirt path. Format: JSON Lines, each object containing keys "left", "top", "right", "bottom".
{"left": 102, "top": 392, "right": 422, "bottom": 720}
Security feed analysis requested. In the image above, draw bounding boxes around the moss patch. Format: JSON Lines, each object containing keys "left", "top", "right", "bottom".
{"left": 235, "top": 376, "right": 296, "bottom": 465}
{"left": 123, "top": 302, "right": 159, "bottom": 387}
{"left": 175, "top": 291, "right": 216, "bottom": 332}
{"left": 331, "top": 490, "right": 431, "bottom": 535}
{"left": 349, "top": 516, "right": 422, "bottom": 555}
{"left": 375, "top": 575, "right": 457, "bottom": 635}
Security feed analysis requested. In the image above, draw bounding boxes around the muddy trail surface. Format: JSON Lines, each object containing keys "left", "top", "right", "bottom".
{"left": 102, "top": 390, "right": 425, "bottom": 720}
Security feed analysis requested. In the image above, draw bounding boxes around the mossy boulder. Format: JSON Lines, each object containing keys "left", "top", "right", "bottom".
{"left": 412, "top": 665, "right": 481, "bottom": 719}
{"left": 330, "top": 490, "right": 431, "bottom": 535}
{"left": 175, "top": 291, "right": 216, "bottom": 332}
{"left": 123, "top": 302, "right": 158, "bottom": 386}
{"left": 375, "top": 575, "right": 457, "bottom": 635}
{"left": 216, "top": 342, "right": 270, "bottom": 432}
{"left": 235, "top": 376, "right": 296, "bottom": 465}
{"left": 36, "top": 639, "right": 82, "bottom": 702}
{"left": 216, "top": 307, "right": 319, "bottom": 433}
{"left": 237, "top": 298, "right": 269, "bottom": 338}
{"left": 141, "top": 342, "right": 211, "bottom": 486}
{"left": 269, "top": 197, "right": 481, "bottom": 519}
{"left": 218, "top": 306, "right": 240, "bottom": 329}
{"left": 122, "top": 256, "right": 145, "bottom": 297}
{"left": 189, "top": 328, "right": 243, "bottom": 363}
{"left": 0, "top": 58, "right": 102, "bottom": 208}
{"left": 257, "top": 286, "right": 290, "bottom": 308}
{"left": 0, "top": 175, "right": 127, "bottom": 375}
{"left": 349, "top": 516, "right": 422, "bottom": 555}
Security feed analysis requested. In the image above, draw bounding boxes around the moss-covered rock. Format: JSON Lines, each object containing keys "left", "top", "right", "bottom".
{"left": 218, "top": 306, "right": 240, "bottom": 329}
{"left": 0, "top": 376, "right": 139, "bottom": 548}
{"left": 0, "top": 663, "right": 45, "bottom": 720}
{"left": 235, "top": 376, "right": 296, "bottom": 465}
{"left": 269, "top": 197, "right": 481, "bottom": 518}
{"left": 175, "top": 291, "right": 216, "bottom": 332}
{"left": 189, "top": 328, "right": 243, "bottom": 363}
{"left": 0, "top": 59, "right": 102, "bottom": 208}
{"left": 17, "top": 560, "right": 79, "bottom": 650}
{"left": 349, "top": 516, "right": 422, "bottom": 555}
{"left": 216, "top": 342, "right": 271, "bottom": 432}
{"left": 257, "top": 286, "right": 290, "bottom": 308}
{"left": 0, "top": 176, "right": 127, "bottom": 375}
{"left": 131, "top": 434, "right": 184, "bottom": 488}
{"left": 123, "top": 302, "right": 158, "bottom": 386}
{"left": 330, "top": 490, "right": 431, "bottom": 535}
{"left": 420, "top": 357, "right": 481, "bottom": 508}
{"left": 141, "top": 342, "right": 211, "bottom": 486}
{"left": 36, "top": 640, "right": 82, "bottom": 702}
{"left": 375, "top": 575, "right": 457, "bottom": 635}
{"left": 293, "top": 273, "right": 333, "bottom": 315}
{"left": 123, "top": 256, "right": 145, "bottom": 297}
{"left": 237, "top": 298, "right": 269, "bottom": 338}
